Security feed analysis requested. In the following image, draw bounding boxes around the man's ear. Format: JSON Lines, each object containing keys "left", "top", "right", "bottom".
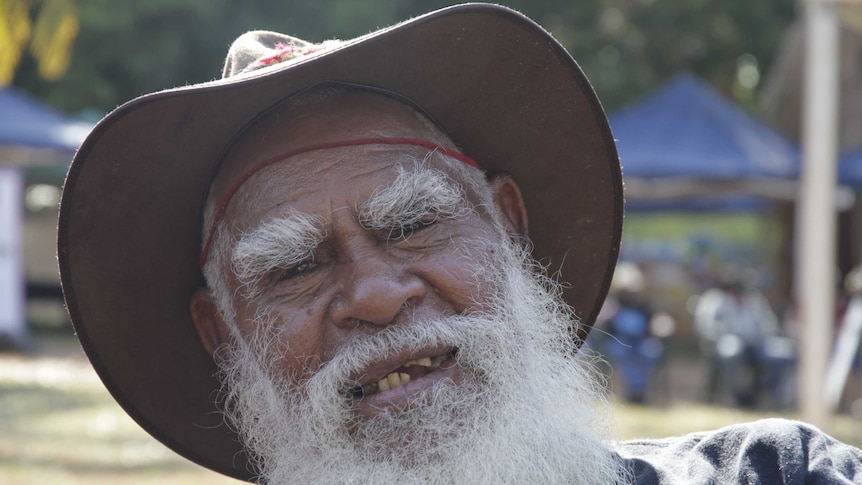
{"left": 190, "top": 288, "right": 232, "bottom": 356}
{"left": 487, "top": 173, "right": 529, "bottom": 245}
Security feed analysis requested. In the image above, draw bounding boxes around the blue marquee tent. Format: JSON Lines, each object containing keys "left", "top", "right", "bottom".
{"left": 609, "top": 73, "right": 800, "bottom": 181}
{"left": 839, "top": 146, "right": 862, "bottom": 186}
{"left": 0, "top": 86, "right": 92, "bottom": 153}
{"left": 623, "top": 195, "right": 764, "bottom": 213}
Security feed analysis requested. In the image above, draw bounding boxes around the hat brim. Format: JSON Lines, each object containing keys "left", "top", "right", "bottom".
{"left": 58, "top": 3, "right": 622, "bottom": 481}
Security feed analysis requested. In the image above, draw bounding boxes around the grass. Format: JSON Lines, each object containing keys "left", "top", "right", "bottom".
{"left": 1, "top": 334, "right": 859, "bottom": 484}
{"left": 611, "top": 400, "right": 862, "bottom": 448}
{"left": 0, "top": 334, "right": 240, "bottom": 484}
{"left": 622, "top": 212, "right": 778, "bottom": 244}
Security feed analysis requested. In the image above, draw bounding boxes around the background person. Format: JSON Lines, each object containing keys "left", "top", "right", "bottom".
{"left": 694, "top": 266, "right": 795, "bottom": 408}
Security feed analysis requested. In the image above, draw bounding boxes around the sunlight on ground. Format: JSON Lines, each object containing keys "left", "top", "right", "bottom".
{"left": 611, "top": 398, "right": 862, "bottom": 448}
{"left": 0, "top": 351, "right": 240, "bottom": 484}
{"left": 1, "top": 337, "right": 860, "bottom": 484}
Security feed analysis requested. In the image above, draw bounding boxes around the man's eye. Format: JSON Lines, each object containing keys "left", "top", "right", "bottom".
{"left": 394, "top": 219, "right": 432, "bottom": 240}
{"left": 278, "top": 260, "right": 317, "bottom": 280}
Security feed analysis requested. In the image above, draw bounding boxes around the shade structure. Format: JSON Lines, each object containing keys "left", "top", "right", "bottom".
{"left": 609, "top": 73, "right": 800, "bottom": 185}
{"left": 0, "top": 87, "right": 92, "bottom": 153}
{"left": 839, "top": 145, "right": 862, "bottom": 186}
{"left": 625, "top": 194, "right": 765, "bottom": 213}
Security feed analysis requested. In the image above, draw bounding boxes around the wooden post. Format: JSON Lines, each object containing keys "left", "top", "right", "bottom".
{"left": 797, "top": 0, "right": 841, "bottom": 428}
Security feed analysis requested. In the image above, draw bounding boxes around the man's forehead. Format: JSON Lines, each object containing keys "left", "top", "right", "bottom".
{"left": 222, "top": 144, "right": 464, "bottom": 236}
{"left": 209, "top": 90, "right": 450, "bottom": 204}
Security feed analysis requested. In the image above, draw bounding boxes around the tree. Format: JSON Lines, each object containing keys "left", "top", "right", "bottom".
{"left": 0, "top": 0, "right": 78, "bottom": 85}
{"left": 12, "top": 0, "right": 798, "bottom": 116}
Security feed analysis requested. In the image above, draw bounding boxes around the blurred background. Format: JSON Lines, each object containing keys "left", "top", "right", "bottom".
{"left": 1, "top": 0, "right": 862, "bottom": 483}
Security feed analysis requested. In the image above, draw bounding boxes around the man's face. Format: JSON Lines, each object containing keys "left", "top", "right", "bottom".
{"left": 191, "top": 90, "right": 625, "bottom": 484}
{"left": 196, "top": 91, "right": 521, "bottom": 417}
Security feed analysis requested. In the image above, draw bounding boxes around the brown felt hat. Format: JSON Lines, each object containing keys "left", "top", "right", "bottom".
{"left": 58, "top": 3, "right": 622, "bottom": 481}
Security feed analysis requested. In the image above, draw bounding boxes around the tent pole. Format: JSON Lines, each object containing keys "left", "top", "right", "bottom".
{"left": 797, "top": 0, "right": 840, "bottom": 429}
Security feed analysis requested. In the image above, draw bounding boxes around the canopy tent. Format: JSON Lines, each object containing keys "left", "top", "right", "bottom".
{"left": 609, "top": 73, "right": 801, "bottom": 204}
{"left": 624, "top": 194, "right": 765, "bottom": 213}
{"left": 839, "top": 145, "right": 862, "bottom": 186}
{"left": 0, "top": 87, "right": 93, "bottom": 320}
{"left": 0, "top": 86, "right": 92, "bottom": 155}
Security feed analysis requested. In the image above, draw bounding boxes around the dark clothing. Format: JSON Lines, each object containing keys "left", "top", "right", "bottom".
{"left": 614, "top": 419, "right": 862, "bottom": 484}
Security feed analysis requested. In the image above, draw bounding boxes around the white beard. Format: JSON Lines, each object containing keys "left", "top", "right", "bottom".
{"left": 216, "top": 239, "right": 630, "bottom": 484}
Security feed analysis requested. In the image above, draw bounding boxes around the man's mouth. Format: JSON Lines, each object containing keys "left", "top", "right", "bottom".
{"left": 346, "top": 349, "right": 457, "bottom": 398}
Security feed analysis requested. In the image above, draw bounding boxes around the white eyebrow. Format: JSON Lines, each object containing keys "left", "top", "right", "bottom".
{"left": 359, "top": 162, "right": 471, "bottom": 232}
{"left": 231, "top": 211, "right": 326, "bottom": 298}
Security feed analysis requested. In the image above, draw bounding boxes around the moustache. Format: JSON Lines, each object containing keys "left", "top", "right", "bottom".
{"left": 301, "top": 309, "right": 525, "bottom": 403}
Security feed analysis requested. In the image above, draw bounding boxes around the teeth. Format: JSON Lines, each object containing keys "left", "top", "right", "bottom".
{"left": 430, "top": 355, "right": 446, "bottom": 370}
{"left": 378, "top": 378, "right": 390, "bottom": 391}
{"left": 353, "top": 353, "right": 452, "bottom": 398}
{"left": 374, "top": 372, "right": 410, "bottom": 396}
{"left": 361, "top": 382, "right": 378, "bottom": 396}
{"left": 387, "top": 372, "right": 400, "bottom": 389}
{"left": 377, "top": 372, "right": 411, "bottom": 392}
{"left": 403, "top": 357, "right": 434, "bottom": 367}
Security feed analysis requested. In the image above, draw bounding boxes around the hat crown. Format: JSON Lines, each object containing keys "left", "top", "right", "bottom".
{"left": 222, "top": 31, "right": 341, "bottom": 78}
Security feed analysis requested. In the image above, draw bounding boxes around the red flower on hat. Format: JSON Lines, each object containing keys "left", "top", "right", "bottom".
{"left": 259, "top": 41, "right": 326, "bottom": 66}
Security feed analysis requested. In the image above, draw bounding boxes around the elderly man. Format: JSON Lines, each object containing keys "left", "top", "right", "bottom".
{"left": 59, "top": 4, "right": 861, "bottom": 484}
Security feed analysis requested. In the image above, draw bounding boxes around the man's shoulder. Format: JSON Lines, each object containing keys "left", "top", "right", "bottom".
{"left": 611, "top": 418, "right": 862, "bottom": 484}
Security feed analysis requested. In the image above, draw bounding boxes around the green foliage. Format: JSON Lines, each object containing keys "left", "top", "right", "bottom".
{"left": 13, "top": 0, "right": 797, "bottom": 115}
{"left": 521, "top": 0, "right": 797, "bottom": 111}
{"left": 0, "top": 0, "right": 31, "bottom": 84}
{"left": 1, "top": 0, "right": 78, "bottom": 85}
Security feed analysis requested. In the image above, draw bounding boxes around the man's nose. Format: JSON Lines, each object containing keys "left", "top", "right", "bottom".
{"left": 328, "top": 248, "right": 427, "bottom": 328}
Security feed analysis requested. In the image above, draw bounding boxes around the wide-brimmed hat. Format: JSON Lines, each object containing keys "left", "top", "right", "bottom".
{"left": 58, "top": 3, "right": 622, "bottom": 481}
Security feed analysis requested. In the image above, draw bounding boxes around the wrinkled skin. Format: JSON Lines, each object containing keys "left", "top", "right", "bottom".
{"left": 191, "top": 91, "right": 528, "bottom": 418}
{"left": 187, "top": 91, "right": 627, "bottom": 484}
